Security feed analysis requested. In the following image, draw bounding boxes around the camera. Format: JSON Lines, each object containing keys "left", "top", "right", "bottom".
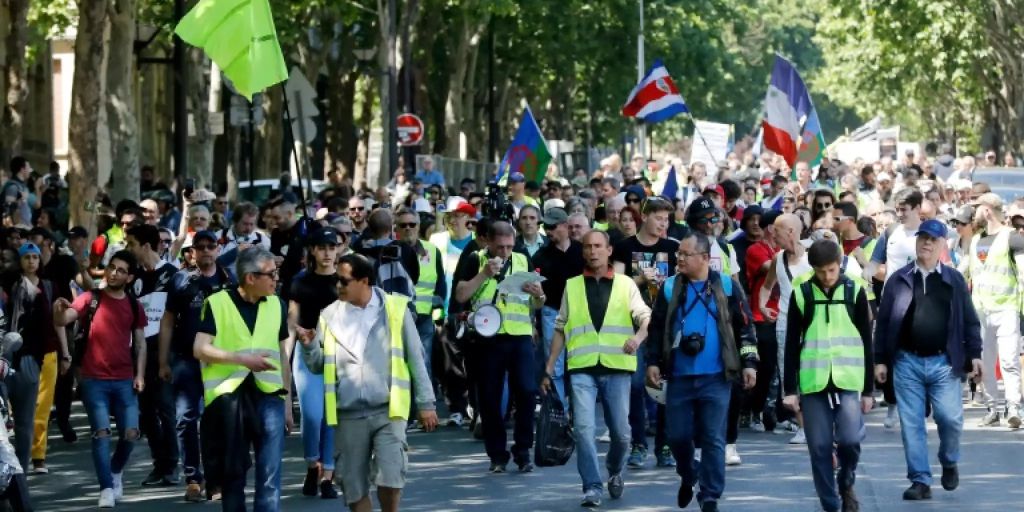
{"left": 679, "top": 332, "right": 706, "bottom": 356}
{"left": 381, "top": 243, "right": 401, "bottom": 261}
{"left": 482, "top": 182, "right": 514, "bottom": 222}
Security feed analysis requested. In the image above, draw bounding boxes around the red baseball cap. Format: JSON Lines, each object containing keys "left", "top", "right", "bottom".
{"left": 452, "top": 202, "right": 477, "bottom": 217}
{"left": 703, "top": 184, "right": 725, "bottom": 197}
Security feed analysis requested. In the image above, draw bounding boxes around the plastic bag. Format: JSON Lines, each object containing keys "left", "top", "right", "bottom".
{"left": 534, "top": 390, "right": 574, "bottom": 467}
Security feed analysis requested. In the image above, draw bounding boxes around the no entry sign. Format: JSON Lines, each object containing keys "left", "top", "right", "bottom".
{"left": 397, "top": 113, "right": 425, "bottom": 146}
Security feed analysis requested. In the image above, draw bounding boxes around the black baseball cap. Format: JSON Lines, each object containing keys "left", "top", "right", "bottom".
{"left": 68, "top": 226, "right": 89, "bottom": 239}
{"left": 307, "top": 227, "right": 339, "bottom": 246}
{"left": 192, "top": 230, "right": 218, "bottom": 244}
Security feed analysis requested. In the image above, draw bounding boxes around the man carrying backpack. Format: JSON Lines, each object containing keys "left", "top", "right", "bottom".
{"left": 53, "top": 250, "right": 148, "bottom": 508}
{"left": 783, "top": 240, "right": 874, "bottom": 512}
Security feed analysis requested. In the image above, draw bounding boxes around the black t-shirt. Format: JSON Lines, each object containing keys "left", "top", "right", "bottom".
{"left": 132, "top": 261, "right": 179, "bottom": 344}
{"left": 42, "top": 253, "right": 79, "bottom": 301}
{"left": 612, "top": 235, "right": 679, "bottom": 305}
{"left": 899, "top": 270, "right": 951, "bottom": 355}
{"left": 533, "top": 240, "right": 584, "bottom": 309}
{"left": 197, "top": 288, "right": 289, "bottom": 341}
{"left": 289, "top": 270, "right": 340, "bottom": 329}
{"left": 452, "top": 249, "right": 534, "bottom": 311}
{"left": 168, "top": 267, "right": 235, "bottom": 357}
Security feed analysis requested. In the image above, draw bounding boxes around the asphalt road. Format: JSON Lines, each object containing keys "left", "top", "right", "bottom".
{"left": 26, "top": 402, "right": 1024, "bottom": 511}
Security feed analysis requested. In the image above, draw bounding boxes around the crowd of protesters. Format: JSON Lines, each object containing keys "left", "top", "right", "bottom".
{"left": 0, "top": 141, "right": 1020, "bottom": 511}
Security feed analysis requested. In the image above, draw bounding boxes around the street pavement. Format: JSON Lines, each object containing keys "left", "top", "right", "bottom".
{"left": 27, "top": 403, "right": 1024, "bottom": 511}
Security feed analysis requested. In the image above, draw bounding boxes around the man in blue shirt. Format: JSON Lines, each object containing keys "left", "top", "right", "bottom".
{"left": 415, "top": 156, "right": 446, "bottom": 188}
{"left": 646, "top": 232, "right": 758, "bottom": 512}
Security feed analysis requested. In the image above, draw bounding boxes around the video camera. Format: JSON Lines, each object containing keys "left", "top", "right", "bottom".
{"left": 482, "top": 182, "right": 515, "bottom": 222}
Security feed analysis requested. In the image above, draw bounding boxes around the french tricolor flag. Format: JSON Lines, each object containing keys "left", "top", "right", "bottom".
{"left": 622, "top": 59, "right": 689, "bottom": 124}
{"left": 762, "top": 55, "right": 812, "bottom": 167}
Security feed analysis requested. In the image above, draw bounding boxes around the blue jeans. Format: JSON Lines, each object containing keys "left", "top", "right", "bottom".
{"left": 801, "top": 390, "right": 864, "bottom": 512}
{"left": 292, "top": 351, "right": 335, "bottom": 471}
{"left": 894, "top": 351, "right": 963, "bottom": 486}
{"left": 221, "top": 394, "right": 285, "bottom": 512}
{"left": 173, "top": 357, "right": 205, "bottom": 483}
{"left": 570, "top": 372, "right": 631, "bottom": 494}
{"left": 539, "top": 306, "right": 567, "bottom": 409}
{"left": 80, "top": 378, "right": 139, "bottom": 490}
{"left": 416, "top": 315, "right": 436, "bottom": 383}
{"left": 665, "top": 373, "right": 730, "bottom": 504}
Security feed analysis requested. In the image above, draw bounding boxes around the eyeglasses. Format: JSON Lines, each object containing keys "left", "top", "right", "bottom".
{"left": 254, "top": 269, "right": 279, "bottom": 279}
{"left": 397, "top": 222, "right": 418, "bottom": 229}
{"left": 678, "top": 251, "right": 708, "bottom": 259}
{"left": 108, "top": 266, "right": 131, "bottom": 276}
{"left": 193, "top": 243, "right": 217, "bottom": 251}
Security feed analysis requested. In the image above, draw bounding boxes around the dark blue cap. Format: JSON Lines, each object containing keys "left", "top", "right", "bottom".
{"left": 508, "top": 172, "right": 526, "bottom": 183}
{"left": 916, "top": 219, "right": 947, "bottom": 239}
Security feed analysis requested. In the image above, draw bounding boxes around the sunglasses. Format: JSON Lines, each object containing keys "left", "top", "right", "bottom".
{"left": 697, "top": 216, "right": 721, "bottom": 224}
{"left": 833, "top": 216, "right": 850, "bottom": 223}
{"left": 349, "top": 207, "right": 365, "bottom": 212}
{"left": 397, "top": 222, "right": 418, "bottom": 229}
{"left": 193, "top": 243, "right": 217, "bottom": 251}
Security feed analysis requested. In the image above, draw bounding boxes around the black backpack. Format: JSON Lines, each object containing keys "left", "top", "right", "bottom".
{"left": 798, "top": 276, "right": 856, "bottom": 338}
{"left": 72, "top": 291, "right": 140, "bottom": 364}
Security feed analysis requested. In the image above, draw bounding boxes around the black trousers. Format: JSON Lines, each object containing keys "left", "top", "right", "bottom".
{"left": 138, "top": 341, "right": 179, "bottom": 474}
{"left": 749, "top": 322, "right": 778, "bottom": 414}
{"left": 478, "top": 334, "right": 537, "bottom": 465}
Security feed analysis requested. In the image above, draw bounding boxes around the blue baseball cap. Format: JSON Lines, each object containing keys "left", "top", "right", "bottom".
{"left": 916, "top": 219, "right": 947, "bottom": 239}
{"left": 18, "top": 242, "right": 40, "bottom": 258}
{"left": 508, "top": 172, "right": 526, "bottom": 184}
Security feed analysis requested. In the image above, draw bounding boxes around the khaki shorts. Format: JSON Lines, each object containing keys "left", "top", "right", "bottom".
{"left": 334, "top": 411, "right": 408, "bottom": 504}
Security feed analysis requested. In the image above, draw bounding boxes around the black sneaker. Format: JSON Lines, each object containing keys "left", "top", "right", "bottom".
{"left": 677, "top": 481, "right": 694, "bottom": 508}
{"left": 141, "top": 469, "right": 165, "bottom": 486}
{"left": 902, "top": 482, "right": 932, "bottom": 500}
{"left": 607, "top": 474, "right": 623, "bottom": 499}
{"left": 319, "top": 479, "right": 338, "bottom": 499}
{"left": 302, "top": 466, "right": 319, "bottom": 496}
{"left": 161, "top": 469, "right": 181, "bottom": 486}
{"left": 700, "top": 500, "right": 718, "bottom": 512}
{"left": 489, "top": 462, "right": 507, "bottom": 474}
{"left": 841, "top": 486, "right": 860, "bottom": 512}
{"left": 941, "top": 465, "right": 959, "bottom": 491}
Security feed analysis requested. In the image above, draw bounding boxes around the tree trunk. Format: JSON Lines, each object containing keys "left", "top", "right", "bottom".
{"left": 68, "top": 0, "right": 109, "bottom": 234}
{"left": 354, "top": 75, "right": 375, "bottom": 189}
{"left": 254, "top": 87, "right": 282, "bottom": 180}
{"left": 325, "top": 67, "right": 358, "bottom": 180}
{"left": 1, "top": 0, "right": 30, "bottom": 162}
{"left": 377, "top": 0, "right": 398, "bottom": 186}
{"left": 105, "top": 0, "right": 139, "bottom": 204}
{"left": 187, "top": 49, "right": 213, "bottom": 189}
{"left": 443, "top": 8, "right": 488, "bottom": 158}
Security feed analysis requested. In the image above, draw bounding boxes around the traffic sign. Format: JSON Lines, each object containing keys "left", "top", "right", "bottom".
{"left": 397, "top": 113, "right": 424, "bottom": 146}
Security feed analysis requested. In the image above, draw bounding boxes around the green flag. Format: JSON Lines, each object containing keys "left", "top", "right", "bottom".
{"left": 175, "top": 0, "right": 288, "bottom": 101}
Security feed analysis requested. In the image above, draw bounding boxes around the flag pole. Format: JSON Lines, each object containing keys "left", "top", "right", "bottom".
{"left": 688, "top": 113, "right": 716, "bottom": 164}
{"left": 281, "top": 85, "right": 309, "bottom": 216}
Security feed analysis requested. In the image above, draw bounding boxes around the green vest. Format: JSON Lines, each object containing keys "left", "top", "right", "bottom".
{"left": 472, "top": 251, "right": 533, "bottom": 336}
{"left": 322, "top": 293, "right": 413, "bottom": 425}
{"left": 792, "top": 275, "right": 865, "bottom": 395}
{"left": 413, "top": 240, "right": 441, "bottom": 316}
{"left": 968, "top": 228, "right": 1018, "bottom": 312}
{"left": 200, "top": 290, "right": 284, "bottom": 406}
{"left": 564, "top": 274, "right": 636, "bottom": 372}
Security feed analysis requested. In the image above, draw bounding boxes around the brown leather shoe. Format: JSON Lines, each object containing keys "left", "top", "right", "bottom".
{"left": 184, "top": 483, "right": 204, "bottom": 503}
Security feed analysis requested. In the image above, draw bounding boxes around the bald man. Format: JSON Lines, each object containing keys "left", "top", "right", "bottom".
{"left": 758, "top": 213, "right": 812, "bottom": 444}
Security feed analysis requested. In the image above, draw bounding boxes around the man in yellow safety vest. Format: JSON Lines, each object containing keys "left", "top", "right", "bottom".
{"left": 193, "top": 247, "right": 291, "bottom": 512}
{"left": 297, "top": 253, "right": 437, "bottom": 512}
{"left": 783, "top": 240, "right": 874, "bottom": 512}
{"left": 540, "top": 230, "right": 651, "bottom": 507}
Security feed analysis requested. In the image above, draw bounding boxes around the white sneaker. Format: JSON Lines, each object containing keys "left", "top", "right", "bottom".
{"left": 789, "top": 428, "right": 806, "bottom": 444}
{"left": 98, "top": 488, "right": 115, "bottom": 508}
{"left": 725, "top": 444, "right": 742, "bottom": 465}
{"left": 884, "top": 405, "right": 900, "bottom": 429}
{"left": 749, "top": 417, "right": 766, "bottom": 433}
{"left": 447, "top": 412, "right": 464, "bottom": 427}
{"left": 596, "top": 428, "right": 611, "bottom": 443}
{"left": 111, "top": 473, "right": 123, "bottom": 500}
{"left": 1007, "top": 405, "right": 1022, "bottom": 429}
{"left": 774, "top": 419, "right": 799, "bottom": 434}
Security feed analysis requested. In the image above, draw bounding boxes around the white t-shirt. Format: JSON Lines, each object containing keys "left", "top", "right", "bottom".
{"left": 776, "top": 250, "right": 812, "bottom": 323}
{"left": 881, "top": 224, "right": 918, "bottom": 280}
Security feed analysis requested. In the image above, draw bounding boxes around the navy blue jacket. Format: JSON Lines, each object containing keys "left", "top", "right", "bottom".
{"left": 873, "top": 262, "right": 982, "bottom": 377}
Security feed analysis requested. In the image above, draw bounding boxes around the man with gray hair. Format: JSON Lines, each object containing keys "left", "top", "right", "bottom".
{"left": 568, "top": 213, "right": 591, "bottom": 243}
{"left": 194, "top": 247, "right": 290, "bottom": 511}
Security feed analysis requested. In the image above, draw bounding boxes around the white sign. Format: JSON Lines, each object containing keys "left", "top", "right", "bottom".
{"left": 835, "top": 140, "right": 880, "bottom": 164}
{"left": 690, "top": 120, "right": 732, "bottom": 177}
